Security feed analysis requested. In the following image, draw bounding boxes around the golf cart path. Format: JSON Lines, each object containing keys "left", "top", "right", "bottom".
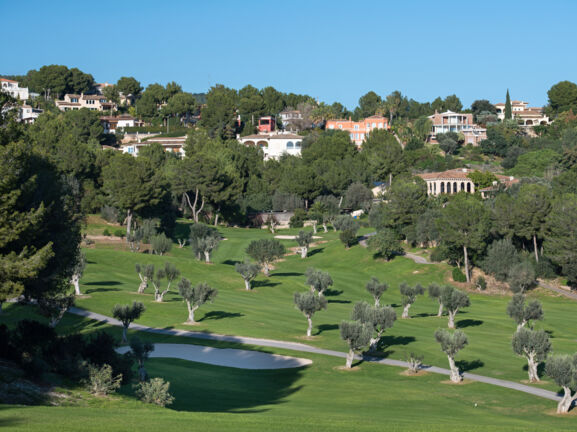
{"left": 358, "top": 232, "right": 433, "bottom": 265}
{"left": 116, "top": 343, "right": 312, "bottom": 369}
{"left": 69, "top": 307, "right": 560, "bottom": 402}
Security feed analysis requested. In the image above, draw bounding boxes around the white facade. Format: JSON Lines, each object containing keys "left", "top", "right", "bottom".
{"left": 19, "top": 105, "right": 43, "bottom": 124}
{"left": 239, "top": 132, "right": 303, "bottom": 160}
{"left": 1, "top": 79, "right": 29, "bottom": 100}
{"left": 122, "top": 136, "right": 186, "bottom": 157}
{"left": 494, "top": 101, "right": 550, "bottom": 126}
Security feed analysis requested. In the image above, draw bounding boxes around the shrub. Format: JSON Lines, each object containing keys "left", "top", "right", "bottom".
{"left": 85, "top": 363, "right": 122, "bottom": 396}
{"left": 508, "top": 261, "right": 536, "bottom": 293}
{"left": 114, "top": 229, "right": 125, "bottom": 238}
{"left": 405, "top": 352, "right": 424, "bottom": 373}
{"left": 102, "top": 228, "right": 111, "bottom": 237}
{"left": 452, "top": 267, "right": 467, "bottom": 283}
{"left": 339, "top": 229, "right": 358, "bottom": 248}
{"left": 135, "top": 378, "right": 174, "bottom": 407}
{"left": 475, "top": 276, "right": 487, "bottom": 291}
{"left": 368, "top": 229, "right": 403, "bottom": 261}
{"left": 289, "top": 208, "right": 307, "bottom": 228}
{"left": 481, "top": 239, "right": 520, "bottom": 282}
{"left": 139, "top": 219, "right": 158, "bottom": 243}
{"left": 150, "top": 233, "right": 172, "bottom": 255}
{"left": 430, "top": 247, "right": 446, "bottom": 263}
{"left": 533, "top": 256, "right": 558, "bottom": 279}
{"left": 100, "top": 205, "right": 119, "bottom": 223}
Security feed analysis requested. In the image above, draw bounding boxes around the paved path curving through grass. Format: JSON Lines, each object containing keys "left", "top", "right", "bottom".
{"left": 69, "top": 307, "right": 560, "bottom": 402}
{"left": 116, "top": 343, "right": 312, "bottom": 369}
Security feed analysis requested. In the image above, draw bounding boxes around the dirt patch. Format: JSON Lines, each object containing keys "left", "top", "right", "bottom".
{"left": 446, "top": 268, "right": 511, "bottom": 296}
{"left": 520, "top": 379, "right": 551, "bottom": 385}
{"left": 440, "top": 378, "right": 474, "bottom": 385}
{"left": 400, "top": 369, "right": 429, "bottom": 377}
{"left": 181, "top": 321, "right": 202, "bottom": 326}
{"left": 545, "top": 408, "right": 577, "bottom": 417}
{"left": 296, "top": 335, "right": 320, "bottom": 341}
{"left": 334, "top": 366, "right": 361, "bottom": 372}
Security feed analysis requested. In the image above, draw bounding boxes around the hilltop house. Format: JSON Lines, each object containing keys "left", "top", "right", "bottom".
{"left": 325, "top": 115, "right": 389, "bottom": 147}
{"left": 279, "top": 109, "right": 303, "bottom": 131}
{"left": 1, "top": 78, "right": 29, "bottom": 100}
{"left": 100, "top": 115, "right": 142, "bottom": 134}
{"left": 55, "top": 93, "right": 117, "bottom": 112}
{"left": 239, "top": 132, "right": 303, "bottom": 160}
{"left": 495, "top": 100, "right": 550, "bottom": 126}
{"left": 416, "top": 168, "right": 518, "bottom": 197}
{"left": 122, "top": 136, "right": 186, "bottom": 157}
{"left": 19, "top": 105, "right": 43, "bottom": 124}
{"left": 427, "top": 110, "right": 487, "bottom": 146}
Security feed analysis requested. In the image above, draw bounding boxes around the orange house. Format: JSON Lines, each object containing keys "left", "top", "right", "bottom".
{"left": 325, "top": 115, "right": 389, "bottom": 146}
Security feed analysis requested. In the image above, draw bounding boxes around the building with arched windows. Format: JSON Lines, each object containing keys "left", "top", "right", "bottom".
{"left": 416, "top": 168, "right": 518, "bottom": 197}
{"left": 239, "top": 132, "right": 303, "bottom": 160}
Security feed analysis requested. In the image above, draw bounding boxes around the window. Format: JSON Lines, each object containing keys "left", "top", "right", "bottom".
{"left": 338, "top": 124, "right": 342, "bottom": 129}
{"left": 378, "top": 123, "right": 382, "bottom": 128}
{"left": 71, "top": 98, "right": 78, "bottom": 103}
{"left": 295, "top": 141, "right": 301, "bottom": 148}
{"left": 372, "top": 122, "right": 376, "bottom": 128}
{"left": 350, "top": 134, "right": 354, "bottom": 139}
{"left": 360, "top": 133, "right": 365, "bottom": 140}
{"left": 286, "top": 141, "right": 294, "bottom": 149}
{"left": 355, "top": 133, "right": 359, "bottom": 140}
{"left": 366, "top": 123, "right": 370, "bottom": 128}
{"left": 354, "top": 124, "right": 359, "bottom": 130}
{"left": 328, "top": 124, "right": 334, "bottom": 129}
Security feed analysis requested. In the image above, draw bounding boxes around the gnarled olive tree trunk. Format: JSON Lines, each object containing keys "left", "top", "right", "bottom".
{"left": 447, "top": 355, "right": 462, "bottom": 383}
{"left": 557, "top": 387, "right": 577, "bottom": 413}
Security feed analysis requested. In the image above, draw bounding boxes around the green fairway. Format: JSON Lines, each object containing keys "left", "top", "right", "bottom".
{"left": 73, "top": 222, "right": 577, "bottom": 389}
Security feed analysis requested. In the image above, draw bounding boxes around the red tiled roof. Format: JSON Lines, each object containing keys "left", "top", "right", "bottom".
{"left": 0, "top": 78, "right": 18, "bottom": 83}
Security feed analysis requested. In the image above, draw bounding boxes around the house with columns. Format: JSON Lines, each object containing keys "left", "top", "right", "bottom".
{"left": 416, "top": 168, "right": 518, "bottom": 197}
{"left": 239, "top": 132, "right": 303, "bottom": 160}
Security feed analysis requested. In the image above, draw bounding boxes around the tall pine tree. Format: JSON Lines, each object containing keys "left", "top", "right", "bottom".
{"left": 505, "top": 89, "right": 512, "bottom": 120}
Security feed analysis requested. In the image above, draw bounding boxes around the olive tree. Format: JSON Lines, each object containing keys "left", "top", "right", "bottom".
{"left": 152, "top": 262, "right": 180, "bottom": 302}
{"left": 512, "top": 328, "right": 551, "bottom": 383}
{"left": 508, "top": 261, "right": 536, "bottom": 293}
{"left": 339, "top": 320, "right": 372, "bottom": 368}
{"left": 112, "top": 301, "right": 145, "bottom": 343}
{"left": 38, "top": 293, "right": 75, "bottom": 328}
{"left": 366, "top": 277, "right": 388, "bottom": 306}
{"left": 351, "top": 301, "right": 396, "bottom": 351}
{"left": 428, "top": 283, "right": 443, "bottom": 317}
{"left": 294, "top": 291, "right": 327, "bottom": 337}
{"left": 235, "top": 261, "right": 260, "bottom": 290}
{"left": 135, "top": 263, "right": 154, "bottom": 294}
{"left": 399, "top": 282, "right": 425, "bottom": 318}
{"left": 545, "top": 353, "right": 577, "bottom": 413}
{"left": 246, "top": 239, "right": 286, "bottom": 276}
{"left": 434, "top": 329, "right": 468, "bottom": 383}
{"left": 295, "top": 230, "right": 313, "bottom": 258}
{"left": 177, "top": 279, "right": 218, "bottom": 324}
{"left": 190, "top": 223, "right": 221, "bottom": 263}
{"left": 305, "top": 267, "right": 333, "bottom": 296}
{"left": 367, "top": 229, "right": 403, "bottom": 261}
{"left": 130, "top": 337, "right": 155, "bottom": 381}
{"left": 71, "top": 251, "right": 86, "bottom": 295}
{"left": 440, "top": 286, "right": 470, "bottom": 329}
{"left": 507, "top": 293, "right": 544, "bottom": 331}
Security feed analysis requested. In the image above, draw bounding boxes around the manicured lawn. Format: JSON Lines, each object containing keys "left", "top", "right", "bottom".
{"left": 72, "top": 221, "right": 577, "bottom": 390}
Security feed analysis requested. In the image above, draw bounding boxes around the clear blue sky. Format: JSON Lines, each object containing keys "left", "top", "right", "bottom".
{"left": 1, "top": 0, "right": 575, "bottom": 110}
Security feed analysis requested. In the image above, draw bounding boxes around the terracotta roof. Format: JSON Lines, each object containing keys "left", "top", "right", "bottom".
{"left": 241, "top": 133, "right": 302, "bottom": 140}
{"left": 365, "top": 115, "right": 387, "bottom": 120}
{"left": 417, "top": 169, "right": 519, "bottom": 185}
{"left": 0, "top": 78, "right": 18, "bottom": 83}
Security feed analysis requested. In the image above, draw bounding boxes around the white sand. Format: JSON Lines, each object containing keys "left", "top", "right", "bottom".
{"left": 117, "top": 343, "right": 312, "bottom": 370}
{"left": 274, "top": 235, "right": 322, "bottom": 240}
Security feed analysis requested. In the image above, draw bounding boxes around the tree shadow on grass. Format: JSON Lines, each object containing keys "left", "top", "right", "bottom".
{"left": 456, "top": 319, "right": 484, "bottom": 329}
{"left": 272, "top": 272, "right": 303, "bottom": 277}
{"left": 414, "top": 312, "right": 438, "bottom": 318}
{"left": 307, "top": 248, "right": 324, "bottom": 257}
{"left": 222, "top": 259, "right": 241, "bottom": 266}
{"left": 315, "top": 323, "right": 339, "bottom": 335}
{"left": 84, "top": 281, "right": 122, "bottom": 286}
{"left": 456, "top": 359, "right": 484, "bottom": 372}
{"left": 85, "top": 287, "right": 122, "bottom": 294}
{"left": 327, "top": 299, "right": 351, "bottom": 304}
{"left": 143, "top": 358, "right": 307, "bottom": 413}
{"left": 323, "top": 289, "right": 343, "bottom": 297}
{"left": 375, "top": 335, "right": 416, "bottom": 358}
{"left": 252, "top": 280, "right": 281, "bottom": 289}
{"left": 199, "top": 311, "right": 244, "bottom": 321}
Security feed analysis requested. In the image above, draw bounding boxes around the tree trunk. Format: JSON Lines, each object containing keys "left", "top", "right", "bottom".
{"left": 306, "top": 316, "right": 313, "bottom": 337}
{"left": 516, "top": 320, "right": 527, "bottom": 331}
{"left": 126, "top": 209, "right": 133, "bottom": 238}
{"left": 322, "top": 223, "right": 328, "bottom": 233}
{"left": 527, "top": 353, "right": 540, "bottom": 382}
{"left": 448, "top": 310, "right": 456, "bottom": 329}
{"left": 402, "top": 303, "right": 411, "bottom": 319}
{"left": 204, "top": 251, "right": 211, "bottom": 263}
{"left": 72, "top": 275, "right": 81, "bottom": 295}
{"left": 369, "top": 336, "right": 380, "bottom": 352}
{"left": 138, "top": 277, "right": 148, "bottom": 294}
{"left": 345, "top": 349, "right": 355, "bottom": 368}
{"left": 122, "top": 325, "right": 128, "bottom": 344}
{"left": 312, "top": 222, "right": 317, "bottom": 234}
{"left": 448, "top": 356, "right": 461, "bottom": 383}
{"left": 437, "top": 302, "right": 443, "bottom": 317}
{"left": 263, "top": 262, "right": 270, "bottom": 277}
{"left": 557, "top": 387, "right": 576, "bottom": 413}
{"left": 244, "top": 279, "right": 251, "bottom": 290}
{"left": 157, "top": 288, "right": 170, "bottom": 302}
{"left": 463, "top": 245, "right": 470, "bottom": 283}
{"left": 374, "top": 297, "right": 380, "bottom": 307}
{"left": 533, "top": 235, "right": 539, "bottom": 263}
{"left": 214, "top": 212, "right": 220, "bottom": 227}
{"left": 300, "top": 247, "right": 308, "bottom": 259}
{"left": 186, "top": 302, "right": 198, "bottom": 323}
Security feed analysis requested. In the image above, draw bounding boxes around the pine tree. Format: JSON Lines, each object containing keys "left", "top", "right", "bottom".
{"left": 505, "top": 89, "right": 512, "bottom": 120}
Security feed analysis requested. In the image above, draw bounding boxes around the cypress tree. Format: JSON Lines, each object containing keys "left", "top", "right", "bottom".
{"left": 505, "top": 89, "right": 512, "bottom": 120}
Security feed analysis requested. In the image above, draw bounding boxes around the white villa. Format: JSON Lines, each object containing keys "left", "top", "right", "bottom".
{"left": 427, "top": 110, "right": 487, "bottom": 145}
{"left": 55, "top": 93, "right": 117, "bottom": 112}
{"left": 19, "top": 105, "right": 43, "bottom": 124}
{"left": 122, "top": 136, "right": 186, "bottom": 157}
{"left": 495, "top": 100, "right": 550, "bottom": 126}
{"left": 239, "top": 132, "right": 303, "bottom": 160}
{"left": 1, "top": 78, "right": 29, "bottom": 100}
{"left": 416, "top": 168, "right": 518, "bottom": 197}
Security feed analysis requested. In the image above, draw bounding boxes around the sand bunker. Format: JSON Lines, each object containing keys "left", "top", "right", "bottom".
{"left": 117, "top": 343, "right": 312, "bottom": 370}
